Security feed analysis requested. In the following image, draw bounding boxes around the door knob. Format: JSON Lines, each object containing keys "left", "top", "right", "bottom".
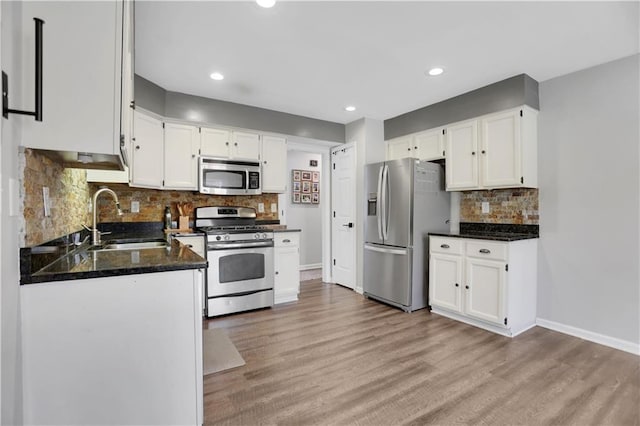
{"left": 342, "top": 222, "right": 354, "bottom": 228}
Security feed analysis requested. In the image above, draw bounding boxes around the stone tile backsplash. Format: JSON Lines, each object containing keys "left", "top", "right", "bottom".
{"left": 460, "top": 188, "right": 539, "bottom": 225}
{"left": 22, "top": 149, "right": 92, "bottom": 246}
{"left": 90, "top": 183, "right": 279, "bottom": 224}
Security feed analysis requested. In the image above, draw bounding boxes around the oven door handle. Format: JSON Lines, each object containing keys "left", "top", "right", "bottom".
{"left": 207, "top": 241, "right": 274, "bottom": 250}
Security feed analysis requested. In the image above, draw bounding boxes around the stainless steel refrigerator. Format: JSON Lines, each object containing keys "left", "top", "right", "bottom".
{"left": 364, "top": 158, "right": 450, "bottom": 312}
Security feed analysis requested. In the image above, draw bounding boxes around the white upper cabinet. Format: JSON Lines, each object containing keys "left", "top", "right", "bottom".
{"left": 386, "top": 129, "right": 445, "bottom": 162}
{"left": 131, "top": 111, "right": 164, "bottom": 189}
{"left": 261, "top": 135, "right": 287, "bottom": 193}
{"left": 445, "top": 106, "right": 538, "bottom": 191}
{"left": 200, "top": 127, "right": 231, "bottom": 158}
{"left": 445, "top": 119, "right": 480, "bottom": 190}
{"left": 413, "top": 128, "right": 445, "bottom": 160}
{"left": 231, "top": 131, "right": 261, "bottom": 161}
{"left": 386, "top": 136, "right": 412, "bottom": 160}
{"left": 163, "top": 123, "right": 200, "bottom": 190}
{"left": 200, "top": 128, "right": 260, "bottom": 161}
{"left": 19, "top": 1, "right": 128, "bottom": 164}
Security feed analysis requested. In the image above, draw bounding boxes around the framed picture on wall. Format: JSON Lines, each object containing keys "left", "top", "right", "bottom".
{"left": 291, "top": 169, "right": 319, "bottom": 205}
{"left": 312, "top": 171, "right": 319, "bottom": 182}
{"left": 312, "top": 193, "right": 319, "bottom": 204}
{"left": 312, "top": 182, "right": 319, "bottom": 193}
{"left": 293, "top": 170, "right": 301, "bottom": 181}
{"left": 302, "top": 181, "right": 311, "bottom": 193}
{"left": 301, "top": 194, "right": 311, "bottom": 203}
{"left": 293, "top": 181, "right": 301, "bottom": 192}
{"left": 301, "top": 171, "right": 312, "bottom": 181}
{"left": 293, "top": 192, "right": 300, "bottom": 203}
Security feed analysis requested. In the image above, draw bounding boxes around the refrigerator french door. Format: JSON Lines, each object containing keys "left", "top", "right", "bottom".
{"left": 364, "top": 158, "right": 450, "bottom": 312}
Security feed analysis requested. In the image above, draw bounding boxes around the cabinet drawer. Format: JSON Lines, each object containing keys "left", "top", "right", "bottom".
{"left": 466, "top": 240, "right": 508, "bottom": 261}
{"left": 274, "top": 232, "right": 300, "bottom": 247}
{"left": 430, "top": 237, "right": 463, "bottom": 255}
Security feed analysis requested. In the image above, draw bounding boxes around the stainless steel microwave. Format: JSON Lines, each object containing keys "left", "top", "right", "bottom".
{"left": 199, "top": 157, "right": 261, "bottom": 195}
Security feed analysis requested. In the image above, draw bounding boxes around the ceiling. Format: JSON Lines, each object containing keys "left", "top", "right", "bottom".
{"left": 135, "top": 1, "right": 639, "bottom": 125}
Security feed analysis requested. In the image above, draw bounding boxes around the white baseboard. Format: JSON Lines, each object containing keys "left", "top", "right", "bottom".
{"left": 300, "top": 263, "right": 322, "bottom": 271}
{"left": 536, "top": 318, "right": 640, "bottom": 356}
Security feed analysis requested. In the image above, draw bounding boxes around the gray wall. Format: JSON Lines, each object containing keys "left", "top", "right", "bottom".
{"left": 286, "top": 151, "right": 323, "bottom": 267}
{"left": 385, "top": 74, "right": 539, "bottom": 140}
{"left": 134, "top": 75, "right": 345, "bottom": 143}
{"left": 537, "top": 54, "right": 639, "bottom": 344}
{"left": 1, "top": 1, "right": 25, "bottom": 423}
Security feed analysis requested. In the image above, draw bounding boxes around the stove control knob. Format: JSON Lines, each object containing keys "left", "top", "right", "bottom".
{"left": 224, "top": 235, "right": 230, "bottom": 241}
{"left": 262, "top": 233, "right": 267, "bottom": 239}
{"left": 216, "top": 236, "right": 221, "bottom": 241}
{"left": 254, "top": 233, "right": 260, "bottom": 239}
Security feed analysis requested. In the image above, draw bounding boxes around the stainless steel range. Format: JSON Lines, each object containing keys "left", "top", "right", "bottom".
{"left": 195, "top": 206, "right": 274, "bottom": 317}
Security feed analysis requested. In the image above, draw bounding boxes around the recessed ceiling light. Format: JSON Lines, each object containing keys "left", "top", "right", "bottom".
{"left": 427, "top": 67, "right": 444, "bottom": 76}
{"left": 209, "top": 72, "right": 224, "bottom": 81}
{"left": 256, "top": 0, "right": 276, "bottom": 8}
{"left": 345, "top": 106, "right": 356, "bottom": 112}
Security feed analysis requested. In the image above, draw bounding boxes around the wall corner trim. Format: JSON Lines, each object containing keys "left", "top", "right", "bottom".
{"left": 536, "top": 318, "right": 640, "bottom": 356}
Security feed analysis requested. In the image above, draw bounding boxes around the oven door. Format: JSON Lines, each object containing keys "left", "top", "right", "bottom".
{"left": 207, "top": 242, "right": 274, "bottom": 296}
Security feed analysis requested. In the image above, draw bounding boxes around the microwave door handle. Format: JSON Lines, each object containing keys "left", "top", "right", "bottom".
{"left": 376, "top": 165, "right": 384, "bottom": 241}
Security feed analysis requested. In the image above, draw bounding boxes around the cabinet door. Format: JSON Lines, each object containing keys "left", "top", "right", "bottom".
{"left": 131, "top": 112, "right": 164, "bottom": 188}
{"left": 200, "top": 127, "right": 230, "bottom": 157}
{"left": 414, "top": 128, "right": 445, "bottom": 160}
{"left": 386, "top": 136, "right": 412, "bottom": 161}
{"left": 20, "top": 1, "right": 122, "bottom": 157}
{"left": 231, "top": 131, "right": 261, "bottom": 161}
{"left": 429, "top": 253, "right": 463, "bottom": 312}
{"left": 481, "top": 109, "right": 522, "bottom": 188}
{"left": 445, "top": 120, "right": 479, "bottom": 190}
{"left": 120, "top": 0, "right": 134, "bottom": 168}
{"left": 261, "top": 135, "right": 287, "bottom": 193}
{"left": 164, "top": 123, "right": 200, "bottom": 190}
{"left": 274, "top": 246, "right": 300, "bottom": 303}
{"left": 464, "top": 258, "right": 506, "bottom": 326}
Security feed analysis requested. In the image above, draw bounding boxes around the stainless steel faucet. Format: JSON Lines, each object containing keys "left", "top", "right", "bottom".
{"left": 91, "top": 187, "right": 122, "bottom": 245}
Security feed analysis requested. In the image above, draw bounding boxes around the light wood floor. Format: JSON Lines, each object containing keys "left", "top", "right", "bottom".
{"left": 204, "top": 280, "right": 640, "bottom": 425}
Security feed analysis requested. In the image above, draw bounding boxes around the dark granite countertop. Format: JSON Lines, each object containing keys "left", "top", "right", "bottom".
{"left": 21, "top": 223, "right": 207, "bottom": 285}
{"left": 429, "top": 222, "right": 539, "bottom": 242}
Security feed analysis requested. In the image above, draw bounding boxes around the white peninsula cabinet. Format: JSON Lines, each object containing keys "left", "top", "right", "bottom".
{"left": 274, "top": 231, "right": 300, "bottom": 304}
{"left": 21, "top": 269, "right": 204, "bottom": 425}
{"left": 429, "top": 236, "right": 537, "bottom": 337}
{"left": 445, "top": 106, "right": 538, "bottom": 191}
{"left": 19, "top": 1, "right": 132, "bottom": 165}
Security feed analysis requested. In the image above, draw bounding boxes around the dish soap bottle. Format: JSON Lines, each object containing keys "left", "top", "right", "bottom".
{"left": 164, "top": 206, "right": 172, "bottom": 230}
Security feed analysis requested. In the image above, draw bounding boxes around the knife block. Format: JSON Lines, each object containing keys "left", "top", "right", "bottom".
{"left": 178, "top": 216, "right": 189, "bottom": 230}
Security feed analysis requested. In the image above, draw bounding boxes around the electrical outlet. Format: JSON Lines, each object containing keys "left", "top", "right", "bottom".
{"left": 131, "top": 201, "right": 140, "bottom": 213}
{"left": 481, "top": 202, "right": 490, "bottom": 214}
{"left": 270, "top": 203, "right": 277, "bottom": 213}
{"left": 42, "top": 187, "right": 51, "bottom": 217}
{"left": 258, "top": 203, "right": 265, "bottom": 213}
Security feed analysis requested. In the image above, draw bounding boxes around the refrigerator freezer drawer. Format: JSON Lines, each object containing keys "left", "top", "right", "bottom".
{"left": 363, "top": 244, "right": 411, "bottom": 308}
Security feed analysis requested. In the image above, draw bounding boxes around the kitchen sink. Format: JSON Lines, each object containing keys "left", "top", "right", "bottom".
{"left": 89, "top": 240, "right": 168, "bottom": 251}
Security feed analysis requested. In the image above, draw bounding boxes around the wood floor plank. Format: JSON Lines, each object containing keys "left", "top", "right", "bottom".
{"left": 203, "top": 279, "right": 640, "bottom": 425}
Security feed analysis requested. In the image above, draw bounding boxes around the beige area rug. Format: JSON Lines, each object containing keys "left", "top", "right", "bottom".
{"left": 203, "top": 328, "right": 245, "bottom": 375}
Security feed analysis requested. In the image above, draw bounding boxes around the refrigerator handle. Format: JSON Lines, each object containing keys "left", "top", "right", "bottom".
{"left": 376, "top": 165, "right": 384, "bottom": 241}
{"left": 382, "top": 164, "right": 389, "bottom": 240}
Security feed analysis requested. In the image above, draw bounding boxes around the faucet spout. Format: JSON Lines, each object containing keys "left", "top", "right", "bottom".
{"left": 92, "top": 187, "right": 122, "bottom": 245}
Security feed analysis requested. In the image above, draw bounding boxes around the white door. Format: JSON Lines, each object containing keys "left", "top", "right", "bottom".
{"left": 163, "top": 123, "right": 199, "bottom": 190}
{"left": 331, "top": 143, "right": 356, "bottom": 289}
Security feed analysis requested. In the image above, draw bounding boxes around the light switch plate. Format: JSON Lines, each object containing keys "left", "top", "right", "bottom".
{"left": 270, "top": 203, "right": 277, "bottom": 213}
{"left": 257, "top": 203, "right": 265, "bottom": 213}
{"left": 481, "top": 202, "right": 490, "bottom": 214}
{"left": 131, "top": 201, "right": 140, "bottom": 213}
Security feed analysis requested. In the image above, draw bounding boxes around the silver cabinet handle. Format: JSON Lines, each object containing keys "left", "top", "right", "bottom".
{"left": 479, "top": 249, "right": 491, "bottom": 254}
{"left": 282, "top": 239, "right": 291, "bottom": 243}
{"left": 440, "top": 244, "right": 450, "bottom": 249}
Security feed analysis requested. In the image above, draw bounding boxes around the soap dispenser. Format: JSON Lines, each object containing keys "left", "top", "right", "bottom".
{"left": 164, "top": 206, "right": 172, "bottom": 230}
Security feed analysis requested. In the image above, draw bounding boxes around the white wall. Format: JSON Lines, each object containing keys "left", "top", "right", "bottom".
{"left": 537, "top": 54, "right": 640, "bottom": 352}
{"left": 346, "top": 118, "right": 385, "bottom": 293}
{"left": 1, "top": 1, "right": 24, "bottom": 423}
{"left": 286, "top": 150, "right": 322, "bottom": 268}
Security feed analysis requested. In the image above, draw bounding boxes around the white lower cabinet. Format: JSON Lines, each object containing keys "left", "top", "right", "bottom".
{"left": 429, "top": 236, "right": 537, "bottom": 337}
{"left": 274, "top": 232, "right": 300, "bottom": 304}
